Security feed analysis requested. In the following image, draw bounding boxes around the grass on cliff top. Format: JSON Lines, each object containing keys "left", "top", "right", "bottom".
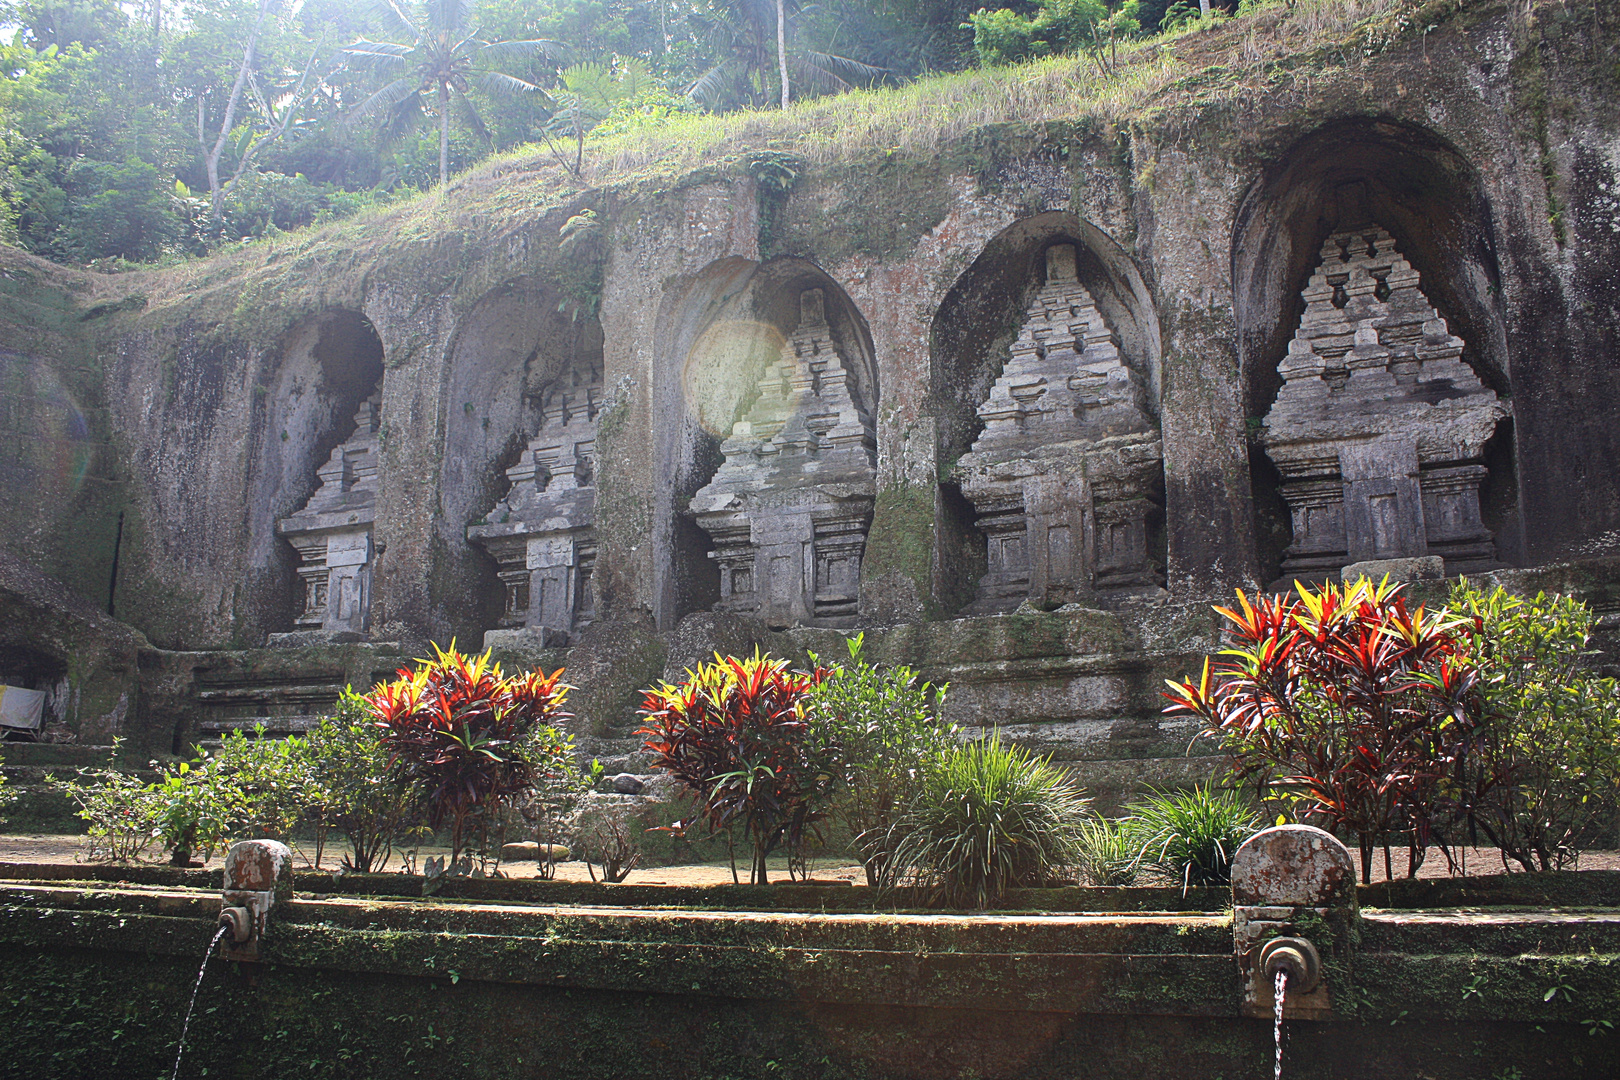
{"left": 127, "top": 0, "right": 1424, "bottom": 304}
{"left": 544, "top": 0, "right": 1408, "bottom": 179}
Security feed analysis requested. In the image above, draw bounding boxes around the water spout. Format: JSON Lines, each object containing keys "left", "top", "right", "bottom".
{"left": 172, "top": 924, "right": 228, "bottom": 1080}
{"left": 1273, "top": 968, "right": 1287, "bottom": 1080}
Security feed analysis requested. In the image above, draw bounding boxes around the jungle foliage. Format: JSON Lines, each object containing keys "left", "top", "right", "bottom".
{"left": 0, "top": 0, "right": 1176, "bottom": 264}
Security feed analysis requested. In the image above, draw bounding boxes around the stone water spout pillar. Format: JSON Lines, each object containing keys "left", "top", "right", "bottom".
{"left": 691, "top": 288, "right": 876, "bottom": 630}
{"left": 1231, "top": 825, "right": 1358, "bottom": 1021}
{"left": 274, "top": 391, "right": 383, "bottom": 642}
{"left": 219, "top": 838, "right": 293, "bottom": 963}
{"left": 469, "top": 363, "right": 602, "bottom": 648}
{"left": 954, "top": 244, "right": 1164, "bottom": 613}
{"left": 1260, "top": 227, "right": 1508, "bottom": 585}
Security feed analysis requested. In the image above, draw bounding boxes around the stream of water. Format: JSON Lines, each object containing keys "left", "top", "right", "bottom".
{"left": 1273, "top": 968, "right": 1289, "bottom": 1080}
{"left": 171, "top": 924, "right": 228, "bottom": 1080}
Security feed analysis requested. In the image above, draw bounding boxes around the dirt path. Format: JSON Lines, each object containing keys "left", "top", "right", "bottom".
{"left": 0, "top": 833, "right": 869, "bottom": 884}
{"left": 5, "top": 833, "right": 1616, "bottom": 884}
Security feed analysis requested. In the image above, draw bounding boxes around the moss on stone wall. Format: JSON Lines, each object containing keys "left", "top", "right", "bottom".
{"left": 860, "top": 482, "right": 938, "bottom": 618}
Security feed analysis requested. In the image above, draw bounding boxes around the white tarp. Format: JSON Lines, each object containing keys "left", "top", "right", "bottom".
{"left": 0, "top": 685, "right": 46, "bottom": 730}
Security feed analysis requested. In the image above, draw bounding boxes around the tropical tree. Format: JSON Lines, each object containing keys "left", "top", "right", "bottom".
{"left": 686, "top": 0, "right": 883, "bottom": 111}
{"left": 541, "top": 57, "right": 650, "bottom": 178}
{"left": 344, "top": 0, "right": 562, "bottom": 187}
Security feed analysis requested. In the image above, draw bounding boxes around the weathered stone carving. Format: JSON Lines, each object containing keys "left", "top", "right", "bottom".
{"left": 691, "top": 288, "right": 876, "bottom": 629}
{"left": 468, "top": 360, "right": 602, "bottom": 646}
{"left": 955, "top": 244, "right": 1164, "bottom": 613}
{"left": 276, "top": 390, "right": 382, "bottom": 637}
{"left": 1260, "top": 226, "right": 1509, "bottom": 582}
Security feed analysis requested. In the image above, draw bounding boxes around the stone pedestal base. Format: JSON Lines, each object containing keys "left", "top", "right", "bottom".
{"left": 1340, "top": 555, "right": 1445, "bottom": 584}
{"left": 265, "top": 629, "right": 372, "bottom": 649}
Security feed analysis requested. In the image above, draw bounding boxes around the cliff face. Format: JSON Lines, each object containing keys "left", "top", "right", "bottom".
{"left": 0, "top": 0, "right": 1616, "bottom": 765}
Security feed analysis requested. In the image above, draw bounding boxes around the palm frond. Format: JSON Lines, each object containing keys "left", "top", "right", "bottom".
{"left": 479, "top": 37, "right": 568, "bottom": 62}
{"left": 686, "top": 61, "right": 736, "bottom": 105}
{"left": 343, "top": 38, "right": 413, "bottom": 70}
{"left": 794, "top": 50, "right": 886, "bottom": 92}
{"left": 347, "top": 76, "right": 421, "bottom": 126}
{"left": 424, "top": 0, "right": 474, "bottom": 36}
{"left": 477, "top": 70, "right": 544, "bottom": 98}
{"left": 369, "top": 0, "right": 422, "bottom": 43}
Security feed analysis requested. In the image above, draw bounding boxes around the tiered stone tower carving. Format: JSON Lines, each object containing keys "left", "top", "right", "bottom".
{"left": 277, "top": 389, "right": 382, "bottom": 638}
{"left": 1260, "top": 226, "right": 1508, "bottom": 582}
{"left": 468, "top": 359, "right": 602, "bottom": 647}
{"left": 691, "top": 288, "right": 876, "bottom": 629}
{"left": 955, "top": 244, "right": 1164, "bottom": 613}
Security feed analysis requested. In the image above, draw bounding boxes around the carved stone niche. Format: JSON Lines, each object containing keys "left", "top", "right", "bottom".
{"left": 954, "top": 244, "right": 1164, "bottom": 614}
{"left": 691, "top": 288, "right": 876, "bottom": 630}
{"left": 274, "top": 390, "right": 383, "bottom": 641}
{"left": 1259, "top": 226, "right": 1509, "bottom": 584}
{"left": 468, "top": 359, "right": 602, "bottom": 648}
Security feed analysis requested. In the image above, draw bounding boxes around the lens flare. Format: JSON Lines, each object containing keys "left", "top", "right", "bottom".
{"left": 1, "top": 353, "right": 94, "bottom": 495}
{"left": 681, "top": 318, "right": 785, "bottom": 438}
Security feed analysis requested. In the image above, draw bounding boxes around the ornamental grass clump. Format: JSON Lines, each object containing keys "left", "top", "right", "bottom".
{"left": 1125, "top": 783, "right": 1260, "bottom": 890}
{"left": 884, "top": 734, "right": 1087, "bottom": 908}
{"left": 1074, "top": 814, "right": 1143, "bottom": 887}
{"left": 368, "top": 643, "right": 574, "bottom": 866}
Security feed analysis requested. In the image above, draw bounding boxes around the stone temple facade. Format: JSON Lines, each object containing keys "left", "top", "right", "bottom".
{"left": 691, "top": 288, "right": 876, "bottom": 630}
{"left": 2, "top": 2, "right": 1617, "bottom": 812}
{"left": 468, "top": 359, "right": 603, "bottom": 647}
{"left": 1259, "top": 227, "right": 1509, "bottom": 585}
{"left": 274, "top": 389, "right": 383, "bottom": 642}
{"left": 955, "top": 244, "right": 1164, "bottom": 612}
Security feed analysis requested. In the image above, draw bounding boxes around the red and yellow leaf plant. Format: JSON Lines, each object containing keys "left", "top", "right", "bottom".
{"left": 638, "top": 651, "right": 833, "bottom": 885}
{"left": 1163, "top": 577, "right": 1484, "bottom": 883}
{"left": 367, "top": 643, "right": 573, "bottom": 866}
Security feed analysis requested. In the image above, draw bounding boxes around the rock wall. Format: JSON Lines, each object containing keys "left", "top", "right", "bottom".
{"left": 0, "top": 1, "right": 1617, "bottom": 796}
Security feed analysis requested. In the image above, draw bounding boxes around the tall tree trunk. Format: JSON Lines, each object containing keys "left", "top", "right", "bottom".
{"left": 439, "top": 80, "right": 450, "bottom": 188}
{"left": 204, "top": 0, "right": 274, "bottom": 221}
{"left": 1198, "top": 0, "right": 1211, "bottom": 16}
{"left": 776, "top": 0, "right": 789, "bottom": 109}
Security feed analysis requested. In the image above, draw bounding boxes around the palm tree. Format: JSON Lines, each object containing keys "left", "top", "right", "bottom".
{"left": 687, "top": 0, "right": 884, "bottom": 112}
{"left": 344, "top": 0, "right": 562, "bottom": 188}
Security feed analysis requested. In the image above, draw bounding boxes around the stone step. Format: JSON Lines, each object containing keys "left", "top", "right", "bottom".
{"left": 197, "top": 716, "right": 323, "bottom": 736}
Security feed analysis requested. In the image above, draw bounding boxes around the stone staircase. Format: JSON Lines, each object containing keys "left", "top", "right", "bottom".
{"left": 191, "top": 672, "right": 348, "bottom": 749}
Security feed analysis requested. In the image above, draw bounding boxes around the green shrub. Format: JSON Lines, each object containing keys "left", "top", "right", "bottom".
{"left": 149, "top": 754, "right": 244, "bottom": 865}
{"left": 305, "top": 691, "right": 415, "bottom": 873}
{"left": 210, "top": 726, "right": 317, "bottom": 843}
{"left": 1449, "top": 581, "right": 1620, "bottom": 871}
{"left": 884, "top": 734, "right": 1087, "bottom": 908}
{"left": 49, "top": 739, "right": 162, "bottom": 861}
{"left": 0, "top": 768, "right": 15, "bottom": 829}
{"left": 1126, "top": 783, "right": 1259, "bottom": 890}
{"left": 806, "top": 633, "right": 955, "bottom": 886}
{"left": 1075, "top": 814, "right": 1143, "bottom": 886}
{"left": 965, "top": 0, "right": 1139, "bottom": 67}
